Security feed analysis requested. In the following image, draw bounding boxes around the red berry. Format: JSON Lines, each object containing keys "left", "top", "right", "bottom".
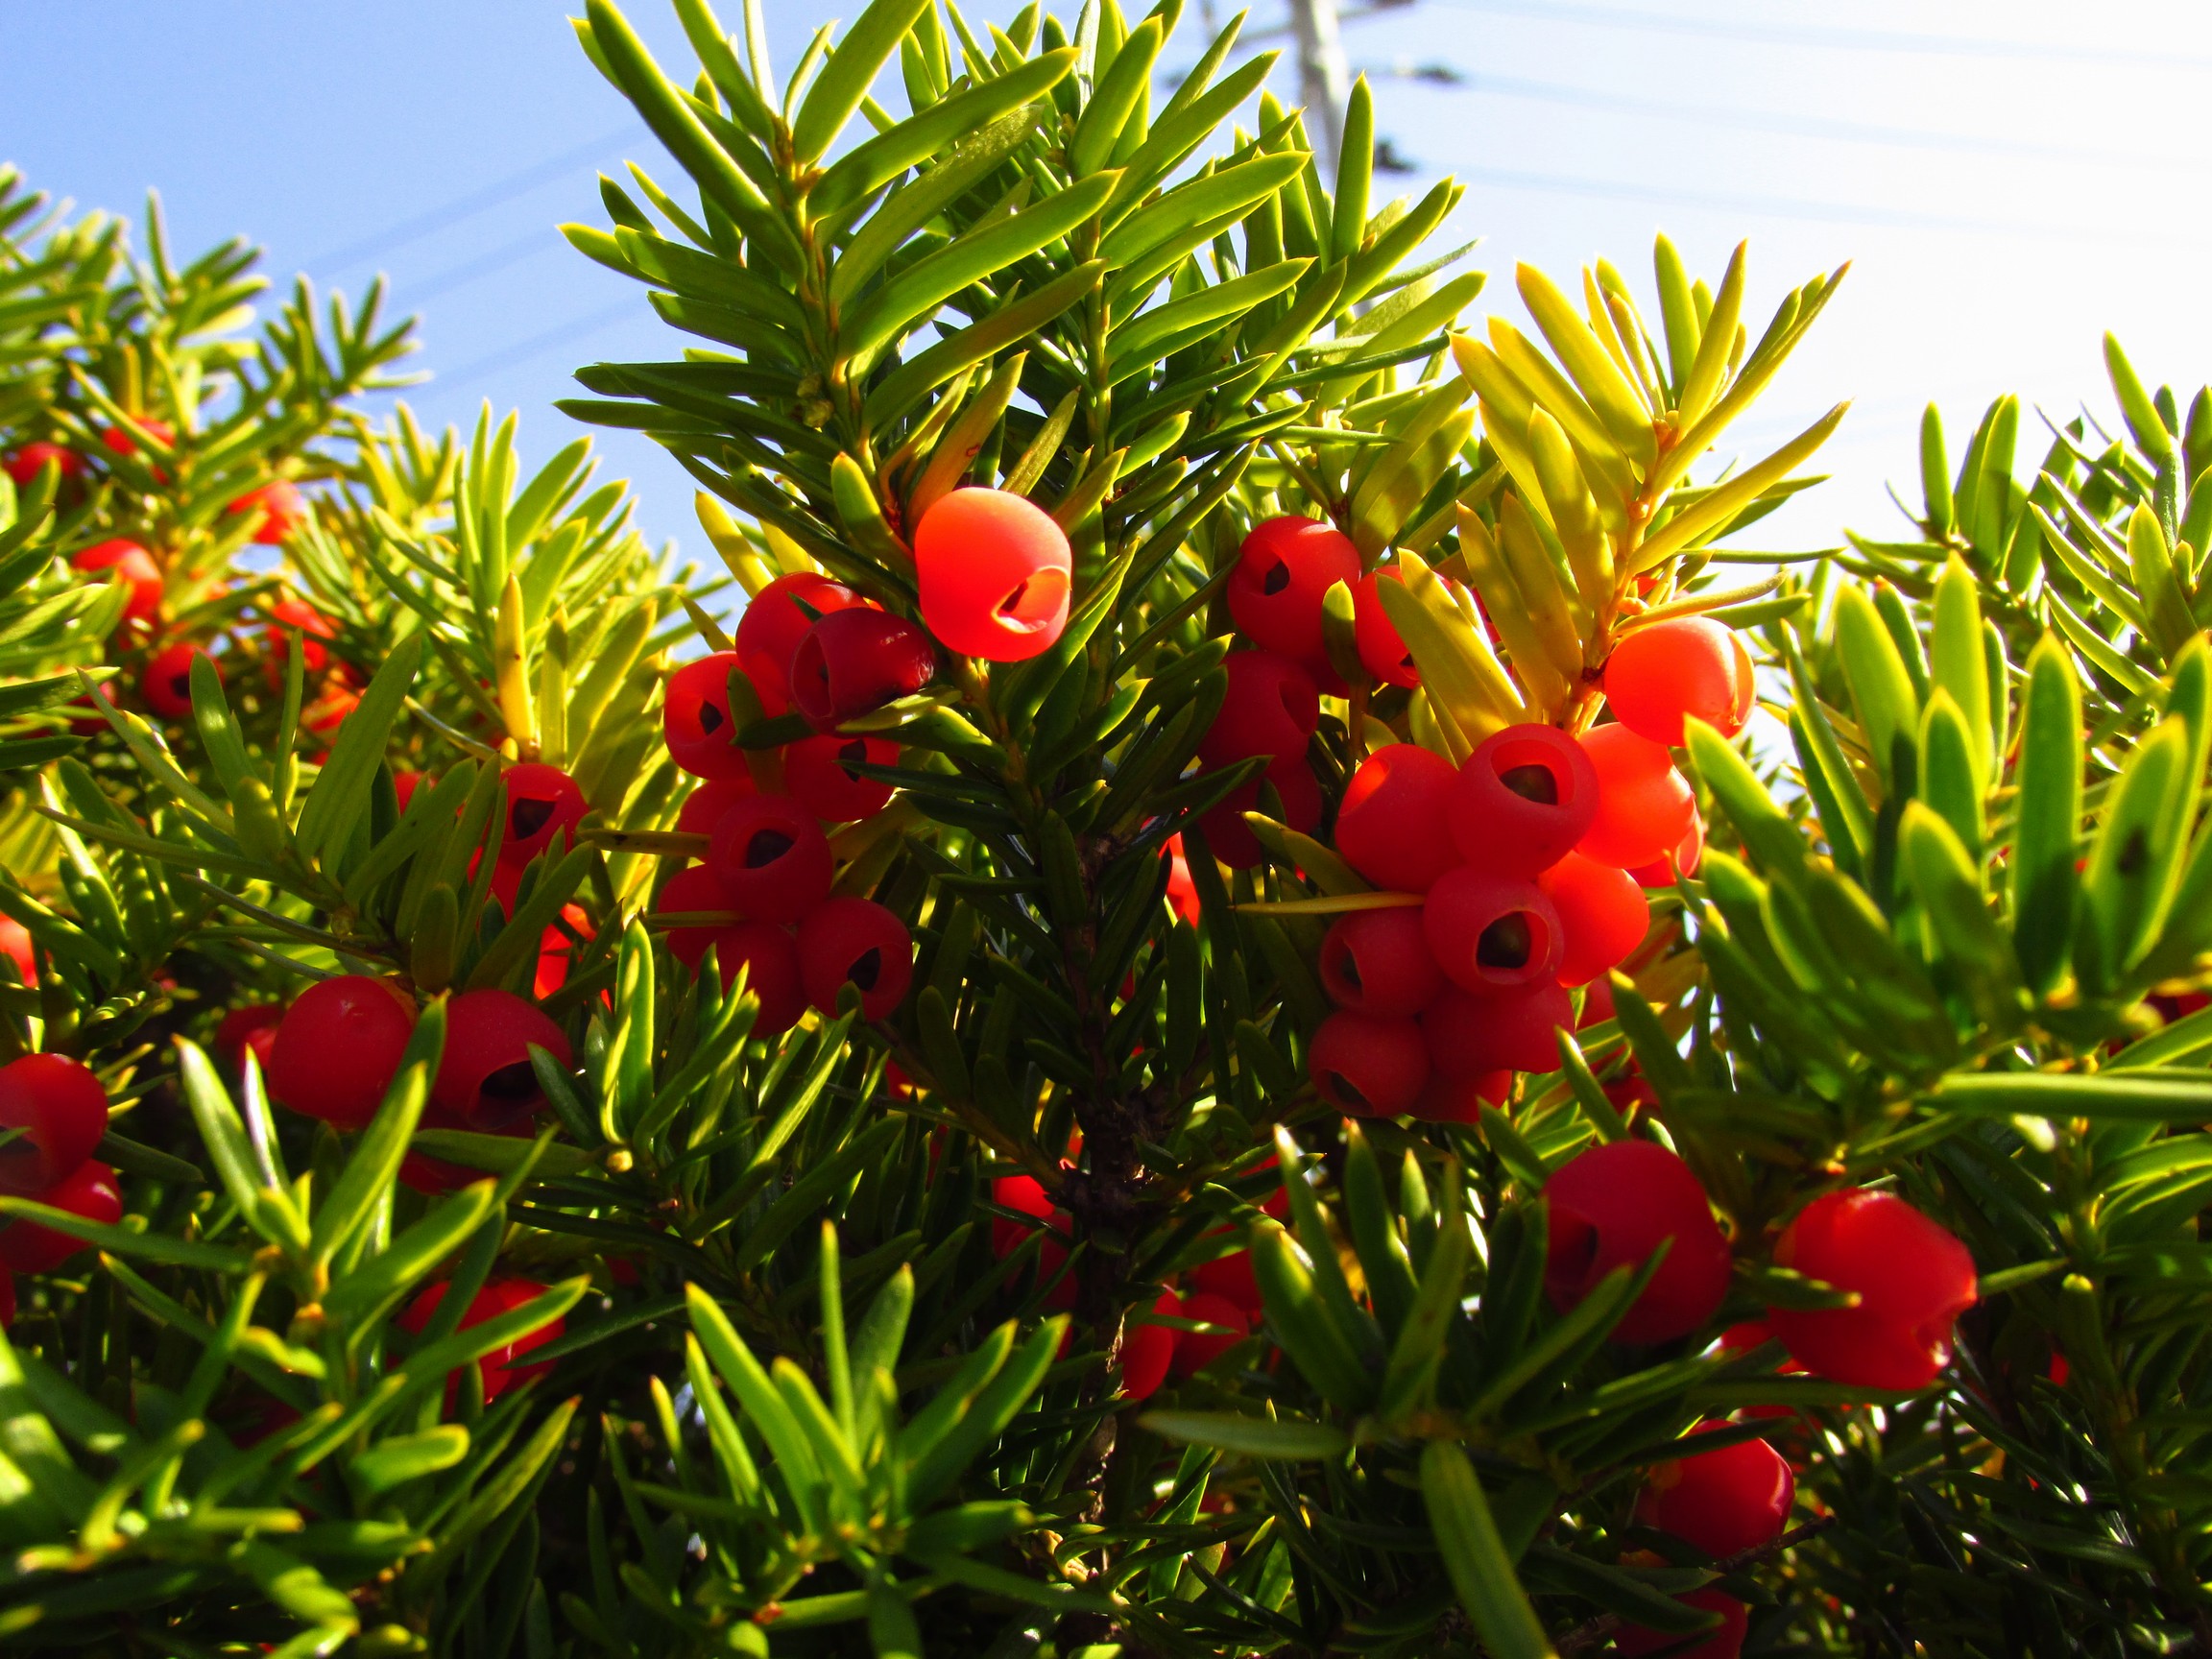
{"left": 1421, "top": 978, "right": 1574, "bottom": 1077}
{"left": 1171, "top": 1290, "right": 1251, "bottom": 1379}
{"left": 393, "top": 771, "right": 423, "bottom": 814}
{"left": 1716, "top": 1319, "right": 1809, "bottom": 1426}
{"left": 658, "top": 864, "right": 739, "bottom": 968}
{"left": 1538, "top": 853, "right": 1650, "bottom": 987}
{"left": 533, "top": 902, "right": 592, "bottom": 1000}
{"left": 788, "top": 608, "right": 936, "bottom": 729}
{"left": 707, "top": 795, "right": 833, "bottom": 923}
{"left": 797, "top": 898, "right": 913, "bottom": 1021}
{"left": 400, "top": 1104, "right": 531, "bottom": 1194}
{"left": 266, "top": 975, "right": 416, "bottom": 1130}
{"left": 1352, "top": 567, "right": 1419, "bottom": 688}
{"left": 1630, "top": 808, "right": 1705, "bottom": 888}
{"left": 1544, "top": 1140, "right": 1733, "bottom": 1345}
{"left": 1120, "top": 1288, "right": 1181, "bottom": 1401}
{"left": 1192, "top": 1248, "right": 1262, "bottom": 1311}
{"left": 499, "top": 764, "right": 587, "bottom": 867}
{"left": 264, "top": 597, "right": 337, "bottom": 681}
{"left": 1227, "top": 516, "right": 1360, "bottom": 672}
{"left": 709, "top": 922, "right": 807, "bottom": 1034}
{"left": 734, "top": 573, "right": 869, "bottom": 715}
{"left": 1310, "top": 1010, "right": 1431, "bottom": 1116}
{"left": 1448, "top": 722, "right": 1600, "bottom": 876}
{"left": 914, "top": 487, "right": 1073, "bottom": 661}
{"left": 73, "top": 540, "right": 163, "bottom": 624}
{"left": 1407, "top": 1067, "right": 1515, "bottom": 1122}
{"left": 5, "top": 442, "right": 84, "bottom": 486}
{"left": 1618, "top": 1588, "right": 1747, "bottom": 1659}
{"left": 228, "top": 479, "right": 307, "bottom": 544}
{"left": 304, "top": 681, "right": 359, "bottom": 738}
{"left": 1164, "top": 835, "right": 1201, "bottom": 926}
{"left": 0, "top": 1160, "right": 121, "bottom": 1272}
{"left": 433, "top": 989, "right": 572, "bottom": 1130}
{"left": 397, "top": 1277, "right": 563, "bottom": 1406}
{"left": 0, "top": 1271, "right": 12, "bottom": 1327}
{"left": 0, "top": 1054, "right": 108, "bottom": 1196}
{"left": 98, "top": 418, "right": 174, "bottom": 457}
{"left": 1769, "top": 1189, "right": 1977, "bottom": 1390}
{"left": 1424, "top": 867, "right": 1561, "bottom": 995}
{"left": 1637, "top": 1422, "right": 1794, "bottom": 1556}
{"left": 1198, "top": 651, "right": 1318, "bottom": 767}
{"left": 1604, "top": 617, "right": 1754, "bottom": 747}
{"left": 1318, "top": 906, "right": 1443, "bottom": 1017}
{"left": 1200, "top": 757, "right": 1320, "bottom": 869}
{"left": 662, "top": 653, "right": 753, "bottom": 780}
{"left": 1577, "top": 725, "right": 1695, "bottom": 870}
{"left": 0, "top": 916, "right": 34, "bottom": 986}
{"left": 676, "top": 775, "right": 757, "bottom": 839}
{"left": 782, "top": 733, "right": 897, "bottom": 822}
{"left": 141, "top": 641, "right": 214, "bottom": 720}
{"left": 1335, "top": 744, "right": 1460, "bottom": 893}
{"left": 214, "top": 1004, "right": 284, "bottom": 1080}
{"left": 990, "top": 1175, "right": 1075, "bottom": 1310}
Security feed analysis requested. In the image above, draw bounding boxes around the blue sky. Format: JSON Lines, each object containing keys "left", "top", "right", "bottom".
{"left": 8, "top": 1, "right": 2211, "bottom": 557}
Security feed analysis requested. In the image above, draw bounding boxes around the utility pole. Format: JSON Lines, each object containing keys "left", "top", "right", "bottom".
{"left": 1287, "top": 0, "right": 1354, "bottom": 180}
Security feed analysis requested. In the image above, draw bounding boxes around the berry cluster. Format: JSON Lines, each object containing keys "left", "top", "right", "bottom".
{"left": 0, "top": 1053, "right": 122, "bottom": 1312}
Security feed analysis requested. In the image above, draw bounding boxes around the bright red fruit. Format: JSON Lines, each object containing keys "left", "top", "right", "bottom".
{"left": 788, "top": 608, "right": 935, "bottom": 729}
{"left": 658, "top": 864, "right": 739, "bottom": 968}
{"left": 1421, "top": 979, "right": 1574, "bottom": 1078}
{"left": 433, "top": 990, "right": 571, "bottom": 1129}
{"left": 1335, "top": 745, "right": 1460, "bottom": 892}
{"left": 1352, "top": 567, "right": 1419, "bottom": 688}
{"left": 1424, "top": 867, "right": 1561, "bottom": 995}
{"left": 1604, "top": 617, "right": 1754, "bottom": 747}
{"left": 1544, "top": 1140, "right": 1733, "bottom": 1345}
{"left": 676, "top": 775, "right": 757, "bottom": 839}
{"left": 499, "top": 764, "right": 588, "bottom": 867}
{"left": 141, "top": 641, "right": 214, "bottom": 719}
{"left": 1618, "top": 1589, "right": 1748, "bottom": 1659}
{"left": 0, "top": 1053, "right": 108, "bottom": 1196}
{"left": 1164, "top": 835, "right": 1202, "bottom": 927}
{"left": 1120, "top": 1289, "right": 1181, "bottom": 1402}
{"left": 397, "top": 1277, "right": 563, "bottom": 1406}
{"left": 1200, "top": 757, "right": 1320, "bottom": 868}
{"left": 1227, "top": 516, "right": 1360, "bottom": 672}
{"left": 266, "top": 974, "right": 416, "bottom": 1130}
{"left": 707, "top": 795, "right": 832, "bottom": 922}
{"left": 6, "top": 442, "right": 84, "bottom": 486}
{"left": 1407, "top": 1068, "right": 1515, "bottom": 1123}
{"left": 915, "top": 487, "right": 1073, "bottom": 661}
{"left": 0, "top": 916, "right": 34, "bottom": 986}
{"left": 798, "top": 898, "right": 913, "bottom": 1021}
{"left": 534, "top": 903, "right": 592, "bottom": 999}
{"left": 1310, "top": 1011, "right": 1431, "bottom": 1116}
{"left": 1538, "top": 853, "right": 1650, "bottom": 986}
{"left": 0, "top": 1161, "right": 121, "bottom": 1272}
{"left": 1449, "top": 723, "right": 1600, "bottom": 876}
{"left": 1318, "top": 906, "right": 1443, "bottom": 1017}
{"left": 1577, "top": 725, "right": 1695, "bottom": 869}
{"left": 98, "top": 418, "right": 173, "bottom": 457}
{"left": 73, "top": 540, "right": 163, "bottom": 624}
{"left": 1631, "top": 809, "right": 1705, "bottom": 888}
{"left": 264, "top": 597, "right": 338, "bottom": 680}
{"left": 1171, "top": 1290, "right": 1251, "bottom": 1378}
{"left": 990, "top": 1175, "right": 1075, "bottom": 1310}
{"left": 1193, "top": 1249, "right": 1262, "bottom": 1311}
{"left": 228, "top": 479, "right": 307, "bottom": 544}
{"left": 734, "top": 573, "right": 868, "bottom": 715}
{"left": 662, "top": 653, "right": 752, "bottom": 780}
{"left": 709, "top": 922, "right": 807, "bottom": 1034}
{"left": 1637, "top": 1422, "right": 1794, "bottom": 1556}
{"left": 783, "top": 733, "right": 897, "bottom": 821}
{"left": 1769, "top": 1189, "right": 1977, "bottom": 1390}
{"left": 1198, "top": 652, "right": 1318, "bottom": 767}
{"left": 214, "top": 1004, "right": 284, "bottom": 1080}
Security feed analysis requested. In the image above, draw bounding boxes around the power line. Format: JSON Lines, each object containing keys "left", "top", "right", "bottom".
{"left": 408, "top": 228, "right": 564, "bottom": 307}
{"left": 1425, "top": 0, "right": 2212, "bottom": 73}
{"left": 422, "top": 299, "right": 638, "bottom": 397}
{"left": 303, "top": 124, "right": 642, "bottom": 273}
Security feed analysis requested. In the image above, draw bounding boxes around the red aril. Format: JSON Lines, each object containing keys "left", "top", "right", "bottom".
{"left": 1618, "top": 1589, "right": 1747, "bottom": 1659}
{"left": 707, "top": 795, "right": 832, "bottom": 922}
{"left": 141, "top": 640, "right": 214, "bottom": 719}
{"left": 783, "top": 733, "right": 897, "bottom": 821}
{"left": 1120, "top": 1289, "right": 1181, "bottom": 1401}
{"left": 734, "top": 572, "right": 869, "bottom": 715}
{"left": 499, "top": 764, "right": 587, "bottom": 866}
{"left": 1171, "top": 1290, "right": 1252, "bottom": 1379}
{"left": 1544, "top": 1140, "right": 1733, "bottom": 1345}
{"left": 98, "top": 418, "right": 174, "bottom": 458}
{"left": 0, "top": 1053, "right": 109, "bottom": 1196}
{"left": 788, "top": 609, "right": 935, "bottom": 729}
{"left": 433, "top": 989, "right": 572, "bottom": 1129}
{"left": 1198, "top": 651, "right": 1319, "bottom": 766}
{"left": 658, "top": 864, "right": 739, "bottom": 968}
{"left": 228, "top": 479, "right": 307, "bottom": 544}
{"left": 1538, "top": 853, "right": 1650, "bottom": 986}
{"left": 676, "top": 775, "right": 757, "bottom": 838}
{"left": 264, "top": 598, "right": 338, "bottom": 681}
{"left": 266, "top": 975, "right": 416, "bottom": 1130}
{"left": 1226, "top": 516, "right": 1360, "bottom": 673}
{"left": 0, "top": 916, "right": 36, "bottom": 986}
{"left": 397, "top": 1277, "right": 563, "bottom": 1406}
{"left": 662, "top": 653, "right": 753, "bottom": 780}
{"left": 0, "top": 1160, "right": 121, "bottom": 1273}
{"left": 1423, "top": 868, "right": 1561, "bottom": 995}
{"left": 1604, "top": 616, "right": 1755, "bottom": 747}
{"left": 1199, "top": 757, "right": 1319, "bottom": 869}
{"left": 214, "top": 1004, "right": 284, "bottom": 1080}
{"left": 1335, "top": 744, "right": 1460, "bottom": 892}
{"left": 1317, "top": 905, "right": 1443, "bottom": 1017}
{"left": 1310, "top": 1011, "right": 1431, "bottom": 1116}
{"left": 1352, "top": 567, "right": 1420, "bottom": 688}
{"left": 914, "top": 487, "right": 1072, "bottom": 661}
{"left": 1631, "top": 808, "right": 1705, "bottom": 888}
{"left": 797, "top": 898, "right": 913, "bottom": 1021}
{"left": 1449, "top": 723, "right": 1600, "bottom": 876}
{"left": 1769, "top": 1189, "right": 1977, "bottom": 1390}
{"left": 1421, "top": 979, "right": 1574, "bottom": 1078}
{"left": 73, "top": 540, "right": 163, "bottom": 625}
{"left": 1637, "top": 1422, "right": 1794, "bottom": 1556}
{"left": 533, "top": 902, "right": 592, "bottom": 999}
{"left": 5, "top": 442, "right": 84, "bottom": 486}
{"left": 1577, "top": 725, "right": 1695, "bottom": 869}
{"left": 709, "top": 922, "right": 806, "bottom": 1033}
